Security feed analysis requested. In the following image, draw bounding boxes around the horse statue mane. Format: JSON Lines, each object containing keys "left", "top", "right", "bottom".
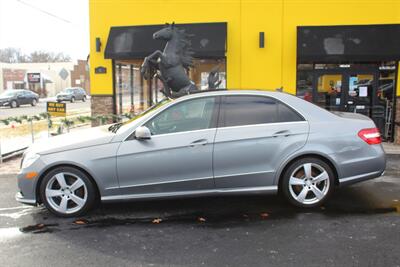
{"left": 140, "top": 23, "right": 199, "bottom": 98}
{"left": 174, "top": 28, "right": 195, "bottom": 70}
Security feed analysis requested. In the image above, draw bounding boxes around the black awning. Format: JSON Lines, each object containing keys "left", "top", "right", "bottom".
{"left": 105, "top": 22, "right": 227, "bottom": 59}
{"left": 297, "top": 24, "right": 400, "bottom": 62}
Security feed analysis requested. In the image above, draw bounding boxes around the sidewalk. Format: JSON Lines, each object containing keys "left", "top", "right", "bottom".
{"left": 382, "top": 143, "right": 400, "bottom": 155}
{"left": 0, "top": 124, "right": 90, "bottom": 159}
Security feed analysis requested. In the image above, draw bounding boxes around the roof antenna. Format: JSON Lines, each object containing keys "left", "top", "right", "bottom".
{"left": 275, "top": 87, "right": 283, "bottom": 92}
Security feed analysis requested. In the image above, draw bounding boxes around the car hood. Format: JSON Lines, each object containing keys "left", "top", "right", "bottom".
{"left": 0, "top": 96, "right": 12, "bottom": 101}
{"left": 28, "top": 126, "right": 116, "bottom": 155}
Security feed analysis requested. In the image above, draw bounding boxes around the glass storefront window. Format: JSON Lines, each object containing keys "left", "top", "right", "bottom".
{"left": 316, "top": 74, "right": 342, "bottom": 111}
{"left": 191, "top": 59, "right": 226, "bottom": 90}
{"left": 114, "top": 58, "right": 226, "bottom": 115}
{"left": 296, "top": 71, "right": 313, "bottom": 102}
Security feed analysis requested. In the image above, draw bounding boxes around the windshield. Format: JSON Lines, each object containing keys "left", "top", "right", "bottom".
{"left": 62, "top": 88, "right": 74, "bottom": 93}
{"left": 0, "top": 90, "right": 16, "bottom": 97}
{"left": 109, "top": 97, "right": 172, "bottom": 133}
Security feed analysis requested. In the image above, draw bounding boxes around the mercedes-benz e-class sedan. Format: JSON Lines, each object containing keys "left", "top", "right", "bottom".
{"left": 16, "top": 90, "right": 385, "bottom": 217}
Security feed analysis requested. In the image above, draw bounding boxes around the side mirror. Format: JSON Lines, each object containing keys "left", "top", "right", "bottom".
{"left": 135, "top": 126, "right": 151, "bottom": 140}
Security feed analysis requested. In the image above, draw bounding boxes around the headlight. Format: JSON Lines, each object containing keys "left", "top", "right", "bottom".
{"left": 21, "top": 153, "right": 40, "bottom": 169}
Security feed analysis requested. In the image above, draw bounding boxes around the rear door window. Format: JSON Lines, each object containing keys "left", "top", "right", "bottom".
{"left": 219, "top": 95, "right": 304, "bottom": 127}
{"left": 220, "top": 96, "right": 278, "bottom": 127}
{"left": 277, "top": 102, "right": 304, "bottom": 122}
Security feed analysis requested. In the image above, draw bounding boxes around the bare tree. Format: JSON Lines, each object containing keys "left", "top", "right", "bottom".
{"left": 0, "top": 48, "right": 71, "bottom": 63}
{"left": 0, "top": 47, "right": 29, "bottom": 63}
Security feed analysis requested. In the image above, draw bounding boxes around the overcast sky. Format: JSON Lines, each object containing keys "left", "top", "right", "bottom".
{"left": 0, "top": 0, "right": 89, "bottom": 60}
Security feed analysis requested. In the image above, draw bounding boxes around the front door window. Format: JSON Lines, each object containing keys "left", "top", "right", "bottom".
{"left": 145, "top": 97, "right": 216, "bottom": 135}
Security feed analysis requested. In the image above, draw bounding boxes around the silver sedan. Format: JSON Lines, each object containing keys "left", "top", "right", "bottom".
{"left": 16, "top": 90, "right": 386, "bottom": 217}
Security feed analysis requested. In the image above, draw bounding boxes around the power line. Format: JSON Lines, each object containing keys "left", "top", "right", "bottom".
{"left": 15, "top": 0, "right": 72, "bottom": 24}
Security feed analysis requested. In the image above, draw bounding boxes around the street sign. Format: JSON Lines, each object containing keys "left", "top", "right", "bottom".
{"left": 27, "top": 73, "right": 41, "bottom": 83}
{"left": 47, "top": 102, "right": 66, "bottom": 117}
{"left": 59, "top": 68, "right": 69, "bottom": 80}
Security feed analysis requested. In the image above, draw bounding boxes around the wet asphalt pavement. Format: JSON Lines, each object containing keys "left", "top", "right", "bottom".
{"left": 0, "top": 158, "right": 400, "bottom": 266}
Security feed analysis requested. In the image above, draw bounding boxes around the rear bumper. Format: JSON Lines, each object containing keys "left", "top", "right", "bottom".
{"left": 339, "top": 170, "right": 385, "bottom": 186}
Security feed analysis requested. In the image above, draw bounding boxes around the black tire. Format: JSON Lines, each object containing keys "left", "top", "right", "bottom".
{"left": 39, "top": 166, "right": 97, "bottom": 217}
{"left": 82, "top": 96, "right": 86, "bottom": 102}
{"left": 31, "top": 98, "right": 38, "bottom": 106}
{"left": 70, "top": 97, "right": 75, "bottom": 103}
{"left": 281, "top": 157, "right": 335, "bottom": 208}
{"left": 10, "top": 100, "right": 18, "bottom": 108}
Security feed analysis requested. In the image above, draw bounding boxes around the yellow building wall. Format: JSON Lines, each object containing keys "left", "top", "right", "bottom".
{"left": 89, "top": 0, "right": 400, "bottom": 96}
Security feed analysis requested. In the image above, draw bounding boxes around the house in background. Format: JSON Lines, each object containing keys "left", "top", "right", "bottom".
{"left": 0, "top": 60, "right": 90, "bottom": 97}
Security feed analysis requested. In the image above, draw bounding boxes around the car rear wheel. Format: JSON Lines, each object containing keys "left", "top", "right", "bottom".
{"left": 70, "top": 97, "right": 75, "bottom": 103}
{"left": 31, "top": 99, "right": 37, "bottom": 106}
{"left": 10, "top": 100, "right": 18, "bottom": 108}
{"left": 39, "top": 167, "right": 97, "bottom": 217}
{"left": 82, "top": 96, "right": 86, "bottom": 102}
{"left": 281, "top": 157, "right": 335, "bottom": 208}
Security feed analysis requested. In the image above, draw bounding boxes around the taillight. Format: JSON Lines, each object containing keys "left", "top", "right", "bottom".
{"left": 358, "top": 128, "right": 381, "bottom": 145}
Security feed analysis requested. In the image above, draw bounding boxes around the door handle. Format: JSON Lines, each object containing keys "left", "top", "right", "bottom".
{"left": 189, "top": 139, "right": 208, "bottom": 147}
{"left": 272, "top": 130, "right": 291, "bottom": 138}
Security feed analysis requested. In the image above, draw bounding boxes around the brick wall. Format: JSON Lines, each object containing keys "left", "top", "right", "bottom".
{"left": 71, "top": 60, "right": 90, "bottom": 93}
{"left": 91, "top": 95, "right": 114, "bottom": 126}
{"left": 395, "top": 97, "right": 400, "bottom": 144}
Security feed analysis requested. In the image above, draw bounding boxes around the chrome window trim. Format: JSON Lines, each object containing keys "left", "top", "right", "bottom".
{"left": 215, "top": 120, "right": 308, "bottom": 131}
{"left": 123, "top": 92, "right": 309, "bottom": 142}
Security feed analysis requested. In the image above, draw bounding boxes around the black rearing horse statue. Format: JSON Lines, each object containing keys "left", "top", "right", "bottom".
{"left": 141, "top": 23, "right": 199, "bottom": 98}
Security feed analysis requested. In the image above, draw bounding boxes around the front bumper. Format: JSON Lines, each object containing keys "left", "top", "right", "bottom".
{"left": 15, "top": 192, "right": 36, "bottom": 205}
{"left": 16, "top": 156, "right": 47, "bottom": 206}
{"left": 0, "top": 101, "right": 10, "bottom": 106}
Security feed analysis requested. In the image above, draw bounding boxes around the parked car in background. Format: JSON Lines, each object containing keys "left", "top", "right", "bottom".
{"left": 0, "top": 89, "right": 39, "bottom": 108}
{"left": 16, "top": 90, "right": 385, "bottom": 217}
{"left": 56, "top": 87, "right": 87, "bottom": 103}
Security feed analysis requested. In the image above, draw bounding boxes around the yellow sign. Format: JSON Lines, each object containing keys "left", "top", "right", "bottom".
{"left": 47, "top": 102, "right": 66, "bottom": 117}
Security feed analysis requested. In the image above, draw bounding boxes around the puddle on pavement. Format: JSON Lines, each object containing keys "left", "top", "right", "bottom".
{"left": 19, "top": 223, "right": 59, "bottom": 234}
{"left": 15, "top": 193, "right": 400, "bottom": 234}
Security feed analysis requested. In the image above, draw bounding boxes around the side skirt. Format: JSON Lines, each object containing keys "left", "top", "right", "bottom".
{"left": 101, "top": 186, "right": 278, "bottom": 202}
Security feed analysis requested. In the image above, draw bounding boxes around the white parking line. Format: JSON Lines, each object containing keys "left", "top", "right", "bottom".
{"left": 0, "top": 206, "right": 30, "bottom": 211}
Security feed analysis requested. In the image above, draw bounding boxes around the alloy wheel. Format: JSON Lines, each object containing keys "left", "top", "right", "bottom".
{"left": 45, "top": 172, "right": 88, "bottom": 214}
{"left": 288, "top": 163, "right": 330, "bottom": 205}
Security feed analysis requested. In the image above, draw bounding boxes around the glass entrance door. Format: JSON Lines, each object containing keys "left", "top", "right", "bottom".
{"left": 344, "top": 73, "right": 376, "bottom": 117}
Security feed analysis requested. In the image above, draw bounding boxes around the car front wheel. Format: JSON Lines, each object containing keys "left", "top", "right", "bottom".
{"left": 31, "top": 99, "right": 37, "bottom": 106}
{"left": 10, "top": 100, "right": 18, "bottom": 108}
{"left": 70, "top": 97, "right": 75, "bottom": 103}
{"left": 39, "top": 167, "right": 97, "bottom": 217}
{"left": 281, "top": 157, "right": 335, "bottom": 208}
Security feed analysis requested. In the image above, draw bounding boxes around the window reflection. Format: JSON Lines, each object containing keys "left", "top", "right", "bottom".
{"left": 114, "top": 58, "right": 226, "bottom": 115}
